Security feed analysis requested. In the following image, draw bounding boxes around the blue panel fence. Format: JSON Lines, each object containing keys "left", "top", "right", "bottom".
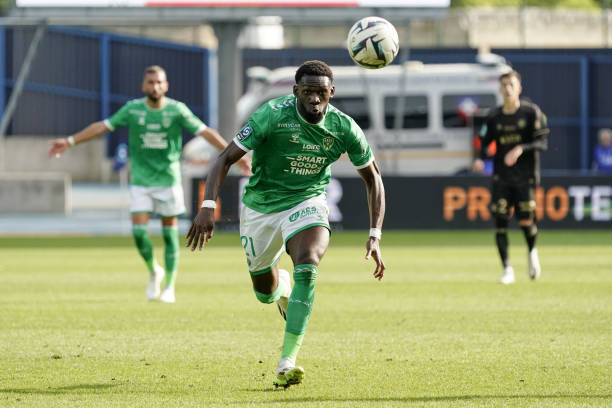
{"left": 0, "top": 26, "right": 213, "bottom": 157}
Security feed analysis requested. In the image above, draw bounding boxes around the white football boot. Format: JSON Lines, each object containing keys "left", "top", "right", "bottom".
{"left": 146, "top": 264, "right": 165, "bottom": 301}
{"left": 528, "top": 248, "right": 541, "bottom": 280}
{"left": 159, "top": 285, "right": 175, "bottom": 303}
{"left": 276, "top": 269, "right": 291, "bottom": 321}
{"left": 274, "top": 357, "right": 304, "bottom": 389}
{"left": 499, "top": 265, "right": 516, "bottom": 285}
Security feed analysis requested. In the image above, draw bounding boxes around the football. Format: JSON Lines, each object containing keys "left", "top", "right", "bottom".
{"left": 347, "top": 16, "right": 399, "bottom": 69}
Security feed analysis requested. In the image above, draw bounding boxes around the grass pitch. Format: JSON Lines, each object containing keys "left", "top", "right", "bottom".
{"left": 0, "top": 230, "right": 610, "bottom": 407}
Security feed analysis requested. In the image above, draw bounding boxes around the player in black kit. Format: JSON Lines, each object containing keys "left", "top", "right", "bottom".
{"left": 473, "top": 70, "right": 549, "bottom": 284}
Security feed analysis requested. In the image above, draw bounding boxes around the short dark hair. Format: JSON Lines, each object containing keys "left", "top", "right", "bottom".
{"left": 500, "top": 70, "right": 521, "bottom": 83}
{"left": 295, "top": 60, "right": 334, "bottom": 84}
{"left": 143, "top": 65, "right": 166, "bottom": 79}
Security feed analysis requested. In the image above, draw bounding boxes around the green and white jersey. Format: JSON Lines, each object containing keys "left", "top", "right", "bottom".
{"left": 234, "top": 94, "right": 374, "bottom": 213}
{"left": 104, "top": 97, "right": 206, "bottom": 187}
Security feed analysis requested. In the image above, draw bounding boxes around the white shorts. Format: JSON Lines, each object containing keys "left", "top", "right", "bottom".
{"left": 239, "top": 195, "right": 330, "bottom": 274}
{"left": 130, "top": 185, "right": 186, "bottom": 217}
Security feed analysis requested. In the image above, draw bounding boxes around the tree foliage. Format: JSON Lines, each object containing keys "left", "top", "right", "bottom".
{"left": 451, "top": 0, "right": 604, "bottom": 9}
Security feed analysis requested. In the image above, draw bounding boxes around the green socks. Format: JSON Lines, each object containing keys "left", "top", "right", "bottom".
{"left": 132, "top": 224, "right": 155, "bottom": 272}
{"left": 162, "top": 226, "right": 179, "bottom": 288}
{"left": 281, "top": 264, "right": 318, "bottom": 360}
{"left": 255, "top": 281, "right": 285, "bottom": 304}
{"left": 133, "top": 224, "right": 179, "bottom": 287}
{"left": 282, "top": 332, "right": 304, "bottom": 362}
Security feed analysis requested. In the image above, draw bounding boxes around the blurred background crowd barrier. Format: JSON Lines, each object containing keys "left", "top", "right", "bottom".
{"left": 0, "top": 1, "right": 610, "bottom": 231}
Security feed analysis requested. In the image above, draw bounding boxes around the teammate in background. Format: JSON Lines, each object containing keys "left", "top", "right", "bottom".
{"left": 49, "top": 65, "right": 250, "bottom": 303}
{"left": 186, "top": 60, "right": 386, "bottom": 388}
{"left": 592, "top": 128, "right": 612, "bottom": 173}
{"left": 473, "top": 70, "right": 549, "bottom": 284}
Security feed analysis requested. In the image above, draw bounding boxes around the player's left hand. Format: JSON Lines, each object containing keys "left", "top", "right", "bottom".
{"left": 185, "top": 208, "right": 215, "bottom": 251}
{"left": 365, "top": 237, "right": 385, "bottom": 281}
{"left": 504, "top": 145, "right": 523, "bottom": 167}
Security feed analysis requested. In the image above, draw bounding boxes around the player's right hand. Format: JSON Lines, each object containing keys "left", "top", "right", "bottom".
{"left": 472, "top": 159, "right": 485, "bottom": 173}
{"left": 365, "top": 237, "right": 385, "bottom": 281}
{"left": 185, "top": 208, "right": 215, "bottom": 251}
{"left": 48, "top": 138, "right": 70, "bottom": 158}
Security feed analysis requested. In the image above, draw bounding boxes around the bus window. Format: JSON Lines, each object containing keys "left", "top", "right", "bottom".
{"left": 442, "top": 94, "right": 497, "bottom": 128}
{"left": 384, "top": 95, "right": 428, "bottom": 129}
{"left": 331, "top": 96, "right": 370, "bottom": 130}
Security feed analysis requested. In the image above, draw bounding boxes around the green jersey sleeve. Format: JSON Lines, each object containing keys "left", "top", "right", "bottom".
{"left": 178, "top": 102, "right": 206, "bottom": 134}
{"left": 234, "top": 103, "right": 272, "bottom": 151}
{"left": 105, "top": 103, "right": 131, "bottom": 131}
{"left": 344, "top": 118, "right": 373, "bottom": 168}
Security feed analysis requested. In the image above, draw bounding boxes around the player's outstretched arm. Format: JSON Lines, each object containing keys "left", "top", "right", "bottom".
{"left": 198, "top": 127, "right": 252, "bottom": 176}
{"left": 186, "top": 142, "right": 247, "bottom": 252}
{"left": 48, "top": 121, "right": 110, "bottom": 158}
{"left": 357, "top": 161, "right": 386, "bottom": 281}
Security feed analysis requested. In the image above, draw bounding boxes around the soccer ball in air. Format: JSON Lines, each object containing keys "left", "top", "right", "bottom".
{"left": 347, "top": 16, "right": 399, "bottom": 69}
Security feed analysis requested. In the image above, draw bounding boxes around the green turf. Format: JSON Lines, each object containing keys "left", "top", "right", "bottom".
{"left": 0, "top": 230, "right": 610, "bottom": 407}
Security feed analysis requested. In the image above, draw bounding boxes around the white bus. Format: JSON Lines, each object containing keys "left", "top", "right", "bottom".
{"left": 237, "top": 54, "right": 511, "bottom": 176}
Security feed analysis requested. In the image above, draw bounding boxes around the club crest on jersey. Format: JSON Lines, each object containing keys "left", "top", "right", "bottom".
{"left": 518, "top": 119, "right": 526, "bottom": 129}
{"left": 322, "top": 136, "right": 334, "bottom": 150}
{"left": 290, "top": 134, "right": 300, "bottom": 143}
{"left": 162, "top": 117, "right": 172, "bottom": 128}
{"left": 236, "top": 124, "right": 253, "bottom": 141}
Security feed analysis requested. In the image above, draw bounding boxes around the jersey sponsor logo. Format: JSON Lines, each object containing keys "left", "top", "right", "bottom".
{"left": 302, "top": 144, "right": 320, "bottom": 152}
{"left": 277, "top": 123, "right": 300, "bottom": 128}
{"left": 141, "top": 132, "right": 168, "bottom": 149}
{"left": 288, "top": 206, "right": 318, "bottom": 222}
{"left": 147, "top": 123, "right": 161, "bottom": 130}
{"left": 322, "top": 136, "right": 334, "bottom": 151}
{"left": 500, "top": 134, "right": 522, "bottom": 145}
{"left": 285, "top": 155, "right": 327, "bottom": 175}
{"left": 236, "top": 124, "right": 253, "bottom": 142}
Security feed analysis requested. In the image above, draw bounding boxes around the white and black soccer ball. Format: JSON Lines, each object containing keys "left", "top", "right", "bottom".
{"left": 347, "top": 16, "right": 399, "bottom": 69}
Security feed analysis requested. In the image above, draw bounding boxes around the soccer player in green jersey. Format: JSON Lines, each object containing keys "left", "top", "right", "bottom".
{"left": 186, "top": 60, "right": 386, "bottom": 388}
{"left": 49, "top": 65, "right": 250, "bottom": 303}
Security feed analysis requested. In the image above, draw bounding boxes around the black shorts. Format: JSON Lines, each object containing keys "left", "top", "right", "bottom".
{"left": 490, "top": 179, "right": 536, "bottom": 221}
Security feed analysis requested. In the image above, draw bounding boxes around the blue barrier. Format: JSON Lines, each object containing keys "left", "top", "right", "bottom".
{"left": 2, "top": 26, "right": 212, "bottom": 156}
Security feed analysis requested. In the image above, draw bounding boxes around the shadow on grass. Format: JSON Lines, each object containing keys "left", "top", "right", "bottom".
{"left": 0, "top": 383, "right": 117, "bottom": 395}
{"left": 244, "top": 391, "right": 611, "bottom": 403}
